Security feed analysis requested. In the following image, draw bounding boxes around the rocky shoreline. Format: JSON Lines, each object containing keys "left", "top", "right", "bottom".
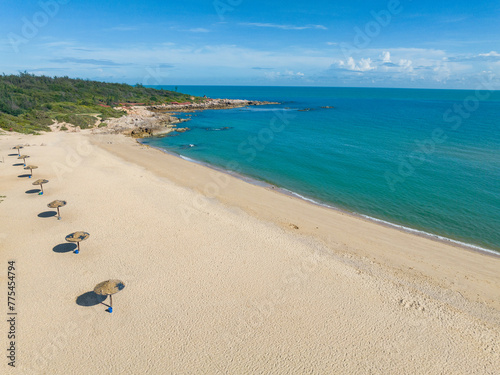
{"left": 150, "top": 98, "right": 278, "bottom": 113}
{"left": 92, "top": 98, "right": 278, "bottom": 138}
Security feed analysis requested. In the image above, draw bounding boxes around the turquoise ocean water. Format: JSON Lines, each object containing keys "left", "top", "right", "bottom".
{"left": 142, "top": 86, "right": 500, "bottom": 253}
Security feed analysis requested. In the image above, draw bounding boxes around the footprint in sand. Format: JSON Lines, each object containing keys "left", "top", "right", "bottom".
{"left": 398, "top": 298, "right": 425, "bottom": 312}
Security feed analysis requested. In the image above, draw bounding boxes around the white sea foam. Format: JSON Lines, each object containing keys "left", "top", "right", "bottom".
{"left": 282, "top": 189, "right": 499, "bottom": 256}
{"left": 141, "top": 144, "right": 499, "bottom": 257}
{"left": 239, "top": 107, "right": 296, "bottom": 112}
{"left": 179, "top": 155, "right": 197, "bottom": 163}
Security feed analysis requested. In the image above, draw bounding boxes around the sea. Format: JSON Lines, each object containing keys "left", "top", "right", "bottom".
{"left": 142, "top": 86, "right": 500, "bottom": 254}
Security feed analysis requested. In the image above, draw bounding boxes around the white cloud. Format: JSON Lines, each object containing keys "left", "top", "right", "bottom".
{"left": 430, "top": 60, "right": 451, "bottom": 82}
{"left": 398, "top": 59, "right": 413, "bottom": 71}
{"left": 13, "top": 41, "right": 331, "bottom": 78}
{"left": 107, "top": 26, "right": 139, "bottom": 32}
{"left": 186, "top": 28, "right": 210, "bottom": 33}
{"left": 41, "top": 41, "right": 76, "bottom": 48}
{"left": 338, "top": 57, "right": 374, "bottom": 71}
{"left": 265, "top": 70, "right": 305, "bottom": 80}
{"left": 478, "top": 51, "right": 500, "bottom": 57}
{"left": 328, "top": 48, "right": 467, "bottom": 84}
{"left": 382, "top": 51, "right": 391, "bottom": 63}
{"left": 240, "top": 23, "right": 327, "bottom": 30}
{"left": 446, "top": 51, "right": 500, "bottom": 62}
{"left": 2, "top": 38, "right": 498, "bottom": 88}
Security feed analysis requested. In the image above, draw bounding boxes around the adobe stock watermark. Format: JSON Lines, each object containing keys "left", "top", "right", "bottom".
{"left": 142, "top": 65, "right": 171, "bottom": 86}
{"left": 179, "top": 109, "right": 296, "bottom": 224}
{"left": 237, "top": 109, "right": 296, "bottom": 162}
{"left": 8, "top": 0, "right": 70, "bottom": 53}
{"left": 220, "top": 238, "right": 380, "bottom": 352}
{"left": 51, "top": 140, "right": 94, "bottom": 182}
{"left": 339, "top": 0, "right": 408, "bottom": 59}
{"left": 384, "top": 76, "right": 496, "bottom": 192}
{"left": 17, "top": 314, "right": 86, "bottom": 374}
{"left": 213, "top": 0, "right": 242, "bottom": 21}
{"left": 16, "top": 263, "right": 135, "bottom": 373}
{"left": 221, "top": 239, "right": 331, "bottom": 352}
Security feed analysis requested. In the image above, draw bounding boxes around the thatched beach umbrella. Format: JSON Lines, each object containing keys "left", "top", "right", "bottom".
{"left": 65, "top": 231, "right": 89, "bottom": 254}
{"left": 18, "top": 154, "right": 29, "bottom": 166}
{"left": 13, "top": 145, "right": 23, "bottom": 155}
{"left": 47, "top": 200, "right": 66, "bottom": 220}
{"left": 94, "top": 279, "right": 125, "bottom": 313}
{"left": 24, "top": 165, "right": 38, "bottom": 178}
{"left": 32, "top": 179, "right": 48, "bottom": 195}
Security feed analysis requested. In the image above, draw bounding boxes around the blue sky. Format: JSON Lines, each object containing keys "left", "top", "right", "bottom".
{"left": 1, "top": 0, "right": 499, "bottom": 88}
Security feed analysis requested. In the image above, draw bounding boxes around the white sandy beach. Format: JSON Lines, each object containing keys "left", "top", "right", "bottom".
{"left": 0, "top": 130, "right": 499, "bottom": 374}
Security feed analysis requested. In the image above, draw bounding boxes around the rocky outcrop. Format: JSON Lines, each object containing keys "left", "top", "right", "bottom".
{"left": 131, "top": 127, "right": 154, "bottom": 138}
{"left": 92, "top": 105, "right": 185, "bottom": 137}
{"left": 149, "top": 98, "right": 279, "bottom": 113}
{"left": 92, "top": 98, "right": 278, "bottom": 138}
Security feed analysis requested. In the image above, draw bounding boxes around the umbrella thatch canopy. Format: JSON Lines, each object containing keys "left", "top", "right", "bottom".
{"left": 48, "top": 200, "right": 67, "bottom": 220}
{"left": 24, "top": 165, "right": 38, "bottom": 178}
{"left": 18, "top": 155, "right": 29, "bottom": 166}
{"left": 94, "top": 279, "right": 125, "bottom": 313}
{"left": 65, "top": 231, "right": 89, "bottom": 254}
{"left": 13, "top": 145, "right": 23, "bottom": 155}
{"left": 32, "top": 179, "right": 48, "bottom": 195}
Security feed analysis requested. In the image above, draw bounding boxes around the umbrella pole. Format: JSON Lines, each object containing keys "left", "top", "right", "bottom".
{"left": 29, "top": 169, "right": 32, "bottom": 178}
{"left": 40, "top": 184, "right": 44, "bottom": 195}
{"left": 75, "top": 242, "right": 80, "bottom": 254}
{"left": 109, "top": 295, "right": 113, "bottom": 313}
{"left": 57, "top": 207, "right": 61, "bottom": 220}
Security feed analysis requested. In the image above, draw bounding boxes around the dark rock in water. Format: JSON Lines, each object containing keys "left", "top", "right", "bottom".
{"left": 321, "top": 106, "right": 335, "bottom": 109}
{"left": 131, "top": 126, "right": 154, "bottom": 138}
{"left": 157, "top": 132, "right": 179, "bottom": 138}
{"left": 204, "top": 126, "right": 233, "bottom": 131}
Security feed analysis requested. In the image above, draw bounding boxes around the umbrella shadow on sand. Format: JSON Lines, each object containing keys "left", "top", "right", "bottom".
{"left": 26, "top": 189, "right": 41, "bottom": 194}
{"left": 53, "top": 243, "right": 76, "bottom": 253}
{"left": 8, "top": 153, "right": 18, "bottom": 156}
{"left": 12, "top": 163, "right": 24, "bottom": 166}
{"left": 76, "top": 292, "right": 108, "bottom": 307}
{"left": 39, "top": 211, "right": 57, "bottom": 218}
{"left": 18, "top": 174, "right": 31, "bottom": 178}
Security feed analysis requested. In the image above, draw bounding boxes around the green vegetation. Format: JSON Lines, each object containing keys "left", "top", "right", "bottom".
{"left": 0, "top": 73, "right": 197, "bottom": 134}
